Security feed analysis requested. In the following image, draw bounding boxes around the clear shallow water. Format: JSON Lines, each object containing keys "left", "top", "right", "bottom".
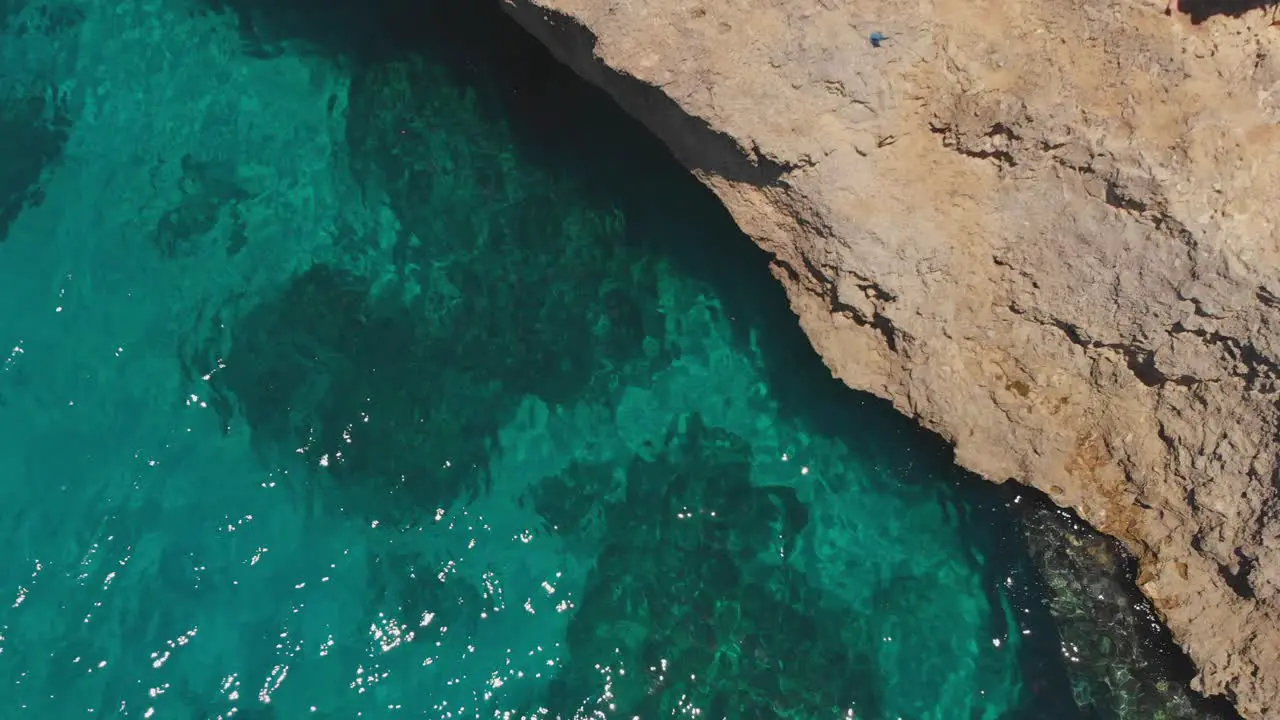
{"left": 0, "top": 0, "right": 1226, "bottom": 718}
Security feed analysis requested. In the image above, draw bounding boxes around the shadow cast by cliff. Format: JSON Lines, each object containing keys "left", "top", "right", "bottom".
{"left": 501, "top": 0, "right": 796, "bottom": 187}
{"left": 1182, "top": 0, "right": 1279, "bottom": 22}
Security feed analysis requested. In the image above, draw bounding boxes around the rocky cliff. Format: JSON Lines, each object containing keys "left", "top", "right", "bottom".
{"left": 500, "top": 0, "right": 1280, "bottom": 716}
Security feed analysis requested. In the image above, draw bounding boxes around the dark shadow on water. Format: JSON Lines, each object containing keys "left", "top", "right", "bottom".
{"left": 197, "top": 0, "right": 407, "bottom": 58}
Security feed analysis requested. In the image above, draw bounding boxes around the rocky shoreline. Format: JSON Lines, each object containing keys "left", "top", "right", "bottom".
{"left": 1011, "top": 489, "right": 1240, "bottom": 718}
{"left": 499, "top": 0, "right": 1280, "bottom": 717}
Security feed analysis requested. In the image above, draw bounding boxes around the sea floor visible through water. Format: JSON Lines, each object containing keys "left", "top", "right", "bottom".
{"left": 0, "top": 0, "right": 1237, "bottom": 718}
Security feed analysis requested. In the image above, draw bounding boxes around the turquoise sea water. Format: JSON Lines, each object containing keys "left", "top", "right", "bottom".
{"left": 0, "top": 0, "right": 1232, "bottom": 718}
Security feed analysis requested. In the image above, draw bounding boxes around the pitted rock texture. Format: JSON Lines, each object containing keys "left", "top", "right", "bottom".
{"left": 500, "top": 0, "right": 1280, "bottom": 716}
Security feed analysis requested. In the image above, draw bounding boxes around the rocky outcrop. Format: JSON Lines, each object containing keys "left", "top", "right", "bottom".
{"left": 499, "top": 0, "right": 1280, "bottom": 716}
{"left": 1015, "top": 495, "right": 1238, "bottom": 718}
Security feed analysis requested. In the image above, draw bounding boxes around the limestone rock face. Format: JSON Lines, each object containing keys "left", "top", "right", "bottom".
{"left": 500, "top": 0, "right": 1280, "bottom": 716}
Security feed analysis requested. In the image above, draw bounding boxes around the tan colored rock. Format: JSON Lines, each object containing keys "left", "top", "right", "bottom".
{"left": 501, "top": 0, "right": 1280, "bottom": 716}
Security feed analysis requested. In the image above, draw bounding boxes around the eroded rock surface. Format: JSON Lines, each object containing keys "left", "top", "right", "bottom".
{"left": 499, "top": 0, "right": 1280, "bottom": 716}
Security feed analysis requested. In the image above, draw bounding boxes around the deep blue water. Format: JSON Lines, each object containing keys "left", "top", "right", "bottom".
{"left": 0, "top": 0, "right": 1233, "bottom": 718}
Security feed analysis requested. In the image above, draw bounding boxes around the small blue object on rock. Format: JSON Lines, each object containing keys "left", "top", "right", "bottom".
{"left": 869, "top": 31, "right": 887, "bottom": 48}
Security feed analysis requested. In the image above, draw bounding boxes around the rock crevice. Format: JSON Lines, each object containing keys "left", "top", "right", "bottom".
{"left": 501, "top": 0, "right": 1280, "bottom": 716}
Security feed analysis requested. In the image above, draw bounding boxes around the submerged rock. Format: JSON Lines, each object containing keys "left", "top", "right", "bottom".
{"left": 1013, "top": 493, "right": 1239, "bottom": 719}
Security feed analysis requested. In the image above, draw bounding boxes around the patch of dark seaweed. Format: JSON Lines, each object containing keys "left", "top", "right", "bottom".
{"left": 151, "top": 154, "right": 252, "bottom": 259}
{"left": 0, "top": 86, "right": 71, "bottom": 242}
{"left": 532, "top": 414, "right": 882, "bottom": 719}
